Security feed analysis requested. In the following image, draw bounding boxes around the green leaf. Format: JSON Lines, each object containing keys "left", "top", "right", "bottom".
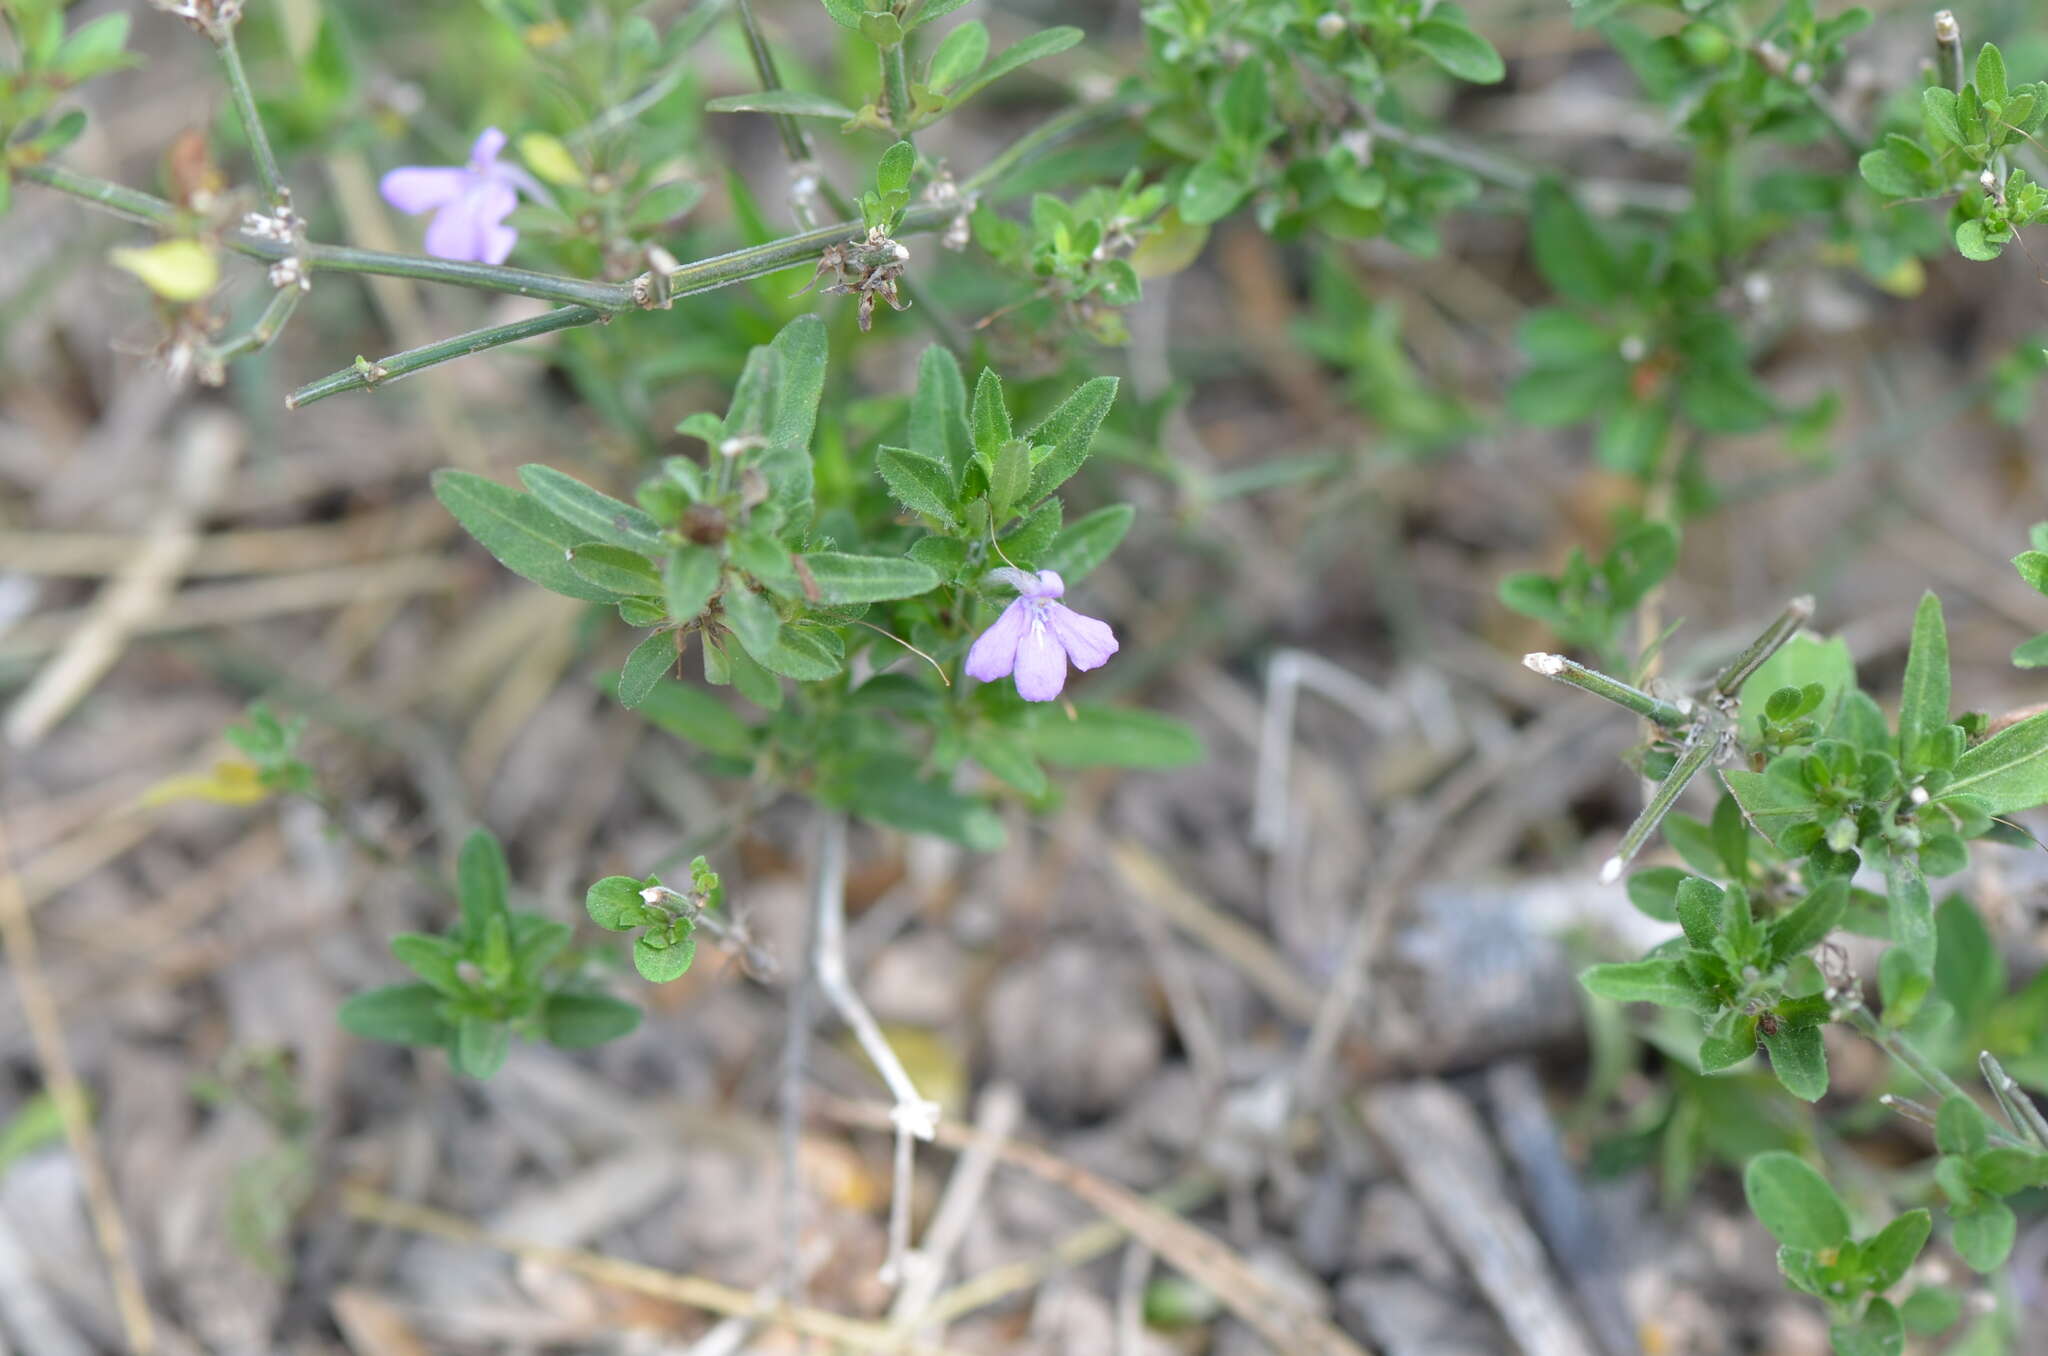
{"left": 663, "top": 545, "right": 722, "bottom": 626}
{"left": 1529, "top": 181, "right": 1617, "bottom": 305}
{"left": 1578, "top": 958, "right": 1705, "bottom": 1011}
{"left": 1744, "top": 1151, "right": 1851, "bottom": 1251}
{"left": 705, "top": 89, "right": 858, "bottom": 119}
{"left": 1923, "top": 86, "right": 1964, "bottom": 146}
{"left": 1860, "top": 1209, "right": 1932, "bottom": 1292}
{"left": 1955, "top": 219, "right": 2002, "bottom": 262}
{"left": 1952, "top": 1200, "right": 2016, "bottom": 1272}
{"left": 1721, "top": 766, "right": 1821, "bottom": 845}
{"left": 338, "top": 984, "right": 454, "bottom": 1047}
{"left": 947, "top": 25, "right": 1082, "bottom": 104}
{"left": 1829, "top": 1300, "right": 1903, "bottom": 1356}
{"left": 585, "top": 876, "right": 653, "bottom": 931}
{"left": 877, "top": 446, "right": 958, "bottom": 524}
{"left": 389, "top": 934, "right": 464, "bottom": 996}
{"left": 457, "top": 829, "right": 511, "bottom": 937}
{"left": 1411, "top": 18, "right": 1505, "bottom": 84}
{"left": 433, "top": 470, "right": 619, "bottom": 603}
{"left": 1883, "top": 848, "right": 1936, "bottom": 971}
{"left": 825, "top": 754, "right": 1004, "bottom": 849}
{"left": 1179, "top": 156, "right": 1250, "bottom": 225}
{"left": 1857, "top": 149, "right": 1920, "bottom": 198}
{"left": 1899, "top": 1286, "right": 1961, "bottom": 1334}
{"left": 454, "top": 1015, "right": 510, "bottom": 1078}
{"left": 1040, "top": 504, "right": 1133, "bottom": 584}
{"left": 1762, "top": 1023, "right": 1828, "bottom": 1102}
{"left": 1940, "top": 709, "right": 2048, "bottom": 815}
{"left": 1216, "top": 59, "right": 1270, "bottom": 144}
{"left": 928, "top": 20, "right": 988, "bottom": 91}
{"left": 626, "top": 677, "right": 755, "bottom": 758}
{"left": 1030, "top": 706, "right": 1204, "bottom": 768}
{"left": 795, "top": 552, "right": 941, "bottom": 603}
{"left": 1934, "top": 896, "right": 2000, "bottom": 1030}
{"left": 1625, "top": 866, "right": 1687, "bottom": 921}
{"left": 818, "top": 0, "right": 862, "bottom": 29}
{"left": 1936, "top": 1095, "right": 1991, "bottom": 1157}
{"left": 970, "top": 368, "right": 1011, "bottom": 472}
{"left": 541, "top": 992, "right": 642, "bottom": 1049}
{"left": 567, "top": 544, "right": 663, "bottom": 597}
{"left": 1025, "top": 375, "right": 1119, "bottom": 498}
{"left": 904, "top": 0, "right": 974, "bottom": 29}
{"left": 617, "top": 632, "right": 677, "bottom": 710}
{"left": 1879, "top": 947, "right": 1931, "bottom": 1026}
{"left": 1768, "top": 879, "right": 1849, "bottom": 965}
{"left": 634, "top": 929, "right": 698, "bottom": 982}
{"left": 987, "top": 439, "right": 1031, "bottom": 520}
{"left": 1976, "top": 42, "right": 2008, "bottom": 107}
{"left": 1675, "top": 876, "right": 1725, "bottom": 948}
{"left": 876, "top": 140, "right": 916, "bottom": 196}
{"left": 2013, "top": 632, "right": 2048, "bottom": 667}
{"left": 1969, "top": 1146, "right": 2048, "bottom": 1195}
{"left": 1898, "top": 593, "right": 1950, "bottom": 768}
{"left": 967, "top": 726, "right": 1048, "bottom": 796}
{"left": 517, "top": 465, "right": 665, "bottom": 553}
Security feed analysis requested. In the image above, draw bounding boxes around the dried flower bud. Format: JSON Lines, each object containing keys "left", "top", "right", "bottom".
{"left": 1316, "top": 12, "right": 1348, "bottom": 41}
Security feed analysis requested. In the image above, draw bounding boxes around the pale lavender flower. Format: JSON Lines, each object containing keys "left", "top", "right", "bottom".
{"left": 379, "top": 128, "right": 542, "bottom": 265}
{"left": 964, "top": 568, "right": 1118, "bottom": 702}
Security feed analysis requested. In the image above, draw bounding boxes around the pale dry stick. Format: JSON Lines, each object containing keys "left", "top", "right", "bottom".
{"left": 1252, "top": 648, "right": 1407, "bottom": 851}
{"left": 0, "top": 501, "right": 441, "bottom": 578}
{"left": 0, "top": 557, "right": 451, "bottom": 661}
{"left": 1364, "top": 1081, "right": 1600, "bottom": 1356}
{"left": 808, "top": 813, "right": 939, "bottom": 1288}
{"left": 887, "top": 1081, "right": 1023, "bottom": 1335}
{"left": 821, "top": 1097, "right": 1373, "bottom": 1356}
{"left": 0, "top": 822, "right": 156, "bottom": 1353}
{"left": 337, "top": 1188, "right": 970, "bottom": 1356}
{"left": 917, "top": 1174, "right": 1219, "bottom": 1327}
{"left": 5, "top": 411, "right": 244, "bottom": 747}
{"left": 1980, "top": 1052, "right": 2048, "bottom": 1149}
{"left": 455, "top": 594, "right": 585, "bottom": 791}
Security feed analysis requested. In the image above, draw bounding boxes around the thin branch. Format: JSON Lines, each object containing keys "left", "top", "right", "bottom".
{"left": 0, "top": 824, "right": 158, "bottom": 1353}
{"left": 736, "top": 0, "right": 816, "bottom": 168}
{"left": 203, "top": 283, "right": 304, "bottom": 367}
{"left": 208, "top": 18, "right": 286, "bottom": 204}
{"left": 1520, "top": 652, "right": 1692, "bottom": 729}
{"left": 808, "top": 813, "right": 938, "bottom": 1288}
{"left": 1935, "top": 11, "right": 1963, "bottom": 94}
{"left": 286, "top": 203, "right": 954, "bottom": 406}
{"left": 881, "top": 42, "right": 914, "bottom": 144}
{"left": 1711, "top": 595, "right": 1815, "bottom": 696}
{"left": 1599, "top": 725, "right": 1722, "bottom": 883}
{"left": 17, "top": 163, "right": 640, "bottom": 310}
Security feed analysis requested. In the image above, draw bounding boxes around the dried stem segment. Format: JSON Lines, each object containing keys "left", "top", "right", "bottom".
{"left": 1521, "top": 653, "right": 1691, "bottom": 729}
{"left": 1599, "top": 728, "right": 1721, "bottom": 883}
{"left": 1713, "top": 595, "right": 1816, "bottom": 696}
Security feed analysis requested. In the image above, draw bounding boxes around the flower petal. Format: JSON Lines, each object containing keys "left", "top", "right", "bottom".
{"left": 469, "top": 126, "right": 509, "bottom": 168}
{"left": 423, "top": 181, "right": 519, "bottom": 264}
{"left": 1030, "top": 570, "right": 1065, "bottom": 599}
{"left": 380, "top": 166, "right": 468, "bottom": 215}
{"left": 964, "top": 599, "right": 1030, "bottom": 681}
{"left": 1047, "top": 604, "right": 1118, "bottom": 671}
{"left": 1012, "top": 616, "right": 1068, "bottom": 701}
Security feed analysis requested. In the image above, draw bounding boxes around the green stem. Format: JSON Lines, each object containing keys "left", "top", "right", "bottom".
{"left": 15, "top": 161, "right": 179, "bottom": 228}
{"left": 1522, "top": 652, "right": 1691, "bottom": 728}
{"left": 1936, "top": 11, "right": 1964, "bottom": 94}
{"left": 286, "top": 203, "right": 955, "bottom": 406}
{"left": 1841, "top": 1002, "right": 2040, "bottom": 1151}
{"left": 881, "top": 41, "right": 914, "bottom": 143}
{"left": 1713, "top": 595, "right": 1815, "bottom": 696}
{"left": 1601, "top": 726, "right": 1722, "bottom": 882}
{"left": 211, "top": 21, "right": 287, "bottom": 204}
{"left": 737, "top": 0, "right": 815, "bottom": 166}
{"left": 18, "top": 162, "right": 640, "bottom": 311}
{"left": 205, "top": 284, "right": 304, "bottom": 366}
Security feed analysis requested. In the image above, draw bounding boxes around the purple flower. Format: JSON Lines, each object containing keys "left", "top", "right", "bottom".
{"left": 379, "top": 128, "right": 542, "bottom": 265}
{"left": 964, "top": 568, "right": 1118, "bottom": 702}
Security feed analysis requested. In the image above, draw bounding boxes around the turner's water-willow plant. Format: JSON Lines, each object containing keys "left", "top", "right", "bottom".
{"left": 1527, "top": 579, "right": 2048, "bottom": 1353}
{"left": 12, "top": 0, "right": 2048, "bottom": 1327}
